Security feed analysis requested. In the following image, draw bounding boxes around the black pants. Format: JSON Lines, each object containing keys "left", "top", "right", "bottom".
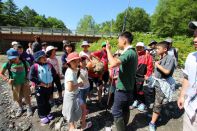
{"left": 112, "top": 90, "right": 132, "bottom": 124}
{"left": 35, "top": 86, "right": 52, "bottom": 118}
{"left": 52, "top": 75, "right": 62, "bottom": 93}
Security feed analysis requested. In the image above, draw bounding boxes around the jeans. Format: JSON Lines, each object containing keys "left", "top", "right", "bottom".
{"left": 79, "top": 88, "right": 90, "bottom": 104}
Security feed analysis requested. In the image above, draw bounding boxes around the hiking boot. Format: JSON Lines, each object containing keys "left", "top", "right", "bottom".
{"left": 16, "top": 108, "right": 23, "bottom": 117}
{"left": 129, "top": 100, "right": 138, "bottom": 110}
{"left": 149, "top": 123, "right": 156, "bottom": 131}
{"left": 27, "top": 107, "right": 33, "bottom": 117}
{"left": 137, "top": 103, "right": 146, "bottom": 112}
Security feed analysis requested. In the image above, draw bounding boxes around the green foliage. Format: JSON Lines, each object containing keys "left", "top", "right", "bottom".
{"left": 76, "top": 33, "right": 195, "bottom": 68}
{"left": 2, "top": 0, "right": 18, "bottom": 26}
{"left": 115, "top": 7, "right": 150, "bottom": 33}
{"left": 0, "top": 0, "right": 68, "bottom": 30}
{"left": 151, "top": 0, "right": 197, "bottom": 37}
{"left": 76, "top": 15, "right": 99, "bottom": 34}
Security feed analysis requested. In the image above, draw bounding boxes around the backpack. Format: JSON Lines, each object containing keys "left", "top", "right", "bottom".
{"left": 90, "top": 56, "right": 104, "bottom": 75}
{"left": 6, "top": 58, "right": 28, "bottom": 79}
{"left": 33, "top": 63, "right": 53, "bottom": 80}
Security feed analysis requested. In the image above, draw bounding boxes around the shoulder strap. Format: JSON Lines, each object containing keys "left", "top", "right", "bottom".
{"left": 77, "top": 69, "right": 81, "bottom": 79}
{"left": 6, "top": 61, "right": 13, "bottom": 79}
{"left": 20, "top": 58, "right": 28, "bottom": 77}
{"left": 34, "top": 63, "right": 39, "bottom": 78}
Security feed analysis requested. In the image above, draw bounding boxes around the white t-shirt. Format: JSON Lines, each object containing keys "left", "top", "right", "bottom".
{"left": 183, "top": 51, "right": 197, "bottom": 119}
{"left": 64, "top": 68, "right": 79, "bottom": 94}
{"left": 79, "top": 50, "right": 91, "bottom": 58}
{"left": 78, "top": 68, "right": 90, "bottom": 89}
{"left": 183, "top": 51, "right": 197, "bottom": 96}
{"left": 47, "top": 57, "right": 60, "bottom": 74}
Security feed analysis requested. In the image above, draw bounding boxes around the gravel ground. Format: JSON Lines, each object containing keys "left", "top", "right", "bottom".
{"left": 0, "top": 54, "right": 185, "bottom": 131}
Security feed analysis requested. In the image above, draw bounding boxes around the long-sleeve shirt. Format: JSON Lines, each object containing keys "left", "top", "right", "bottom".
{"left": 137, "top": 50, "right": 153, "bottom": 77}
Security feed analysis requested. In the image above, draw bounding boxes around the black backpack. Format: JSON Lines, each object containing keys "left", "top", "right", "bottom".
{"left": 6, "top": 58, "right": 28, "bottom": 79}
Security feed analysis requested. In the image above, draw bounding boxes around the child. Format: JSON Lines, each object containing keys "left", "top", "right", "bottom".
{"left": 13, "top": 44, "right": 34, "bottom": 66}
{"left": 0, "top": 48, "right": 32, "bottom": 117}
{"left": 148, "top": 41, "right": 176, "bottom": 131}
{"left": 61, "top": 40, "right": 75, "bottom": 75}
{"left": 78, "top": 55, "right": 92, "bottom": 130}
{"left": 46, "top": 46, "right": 63, "bottom": 103}
{"left": 62, "top": 52, "right": 84, "bottom": 131}
{"left": 79, "top": 41, "right": 91, "bottom": 58}
{"left": 26, "top": 42, "right": 33, "bottom": 55}
{"left": 107, "top": 53, "right": 120, "bottom": 108}
{"left": 29, "top": 50, "right": 56, "bottom": 124}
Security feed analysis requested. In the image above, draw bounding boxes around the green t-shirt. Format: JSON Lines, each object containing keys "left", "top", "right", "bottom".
{"left": 2, "top": 61, "right": 29, "bottom": 85}
{"left": 117, "top": 48, "right": 137, "bottom": 91}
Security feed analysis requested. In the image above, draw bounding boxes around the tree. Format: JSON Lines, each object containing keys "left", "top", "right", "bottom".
{"left": 0, "top": 0, "right": 4, "bottom": 25}
{"left": 99, "top": 20, "right": 116, "bottom": 34}
{"left": 2, "top": 0, "right": 18, "bottom": 26}
{"left": 115, "top": 7, "right": 150, "bottom": 33}
{"left": 76, "top": 15, "right": 98, "bottom": 34}
{"left": 47, "top": 17, "right": 66, "bottom": 28}
{"left": 151, "top": 0, "right": 197, "bottom": 37}
{"left": 34, "top": 15, "right": 47, "bottom": 27}
{"left": 19, "top": 6, "right": 38, "bottom": 26}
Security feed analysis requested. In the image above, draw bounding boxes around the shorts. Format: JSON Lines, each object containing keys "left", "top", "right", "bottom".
{"left": 11, "top": 81, "right": 31, "bottom": 104}
{"left": 79, "top": 88, "right": 90, "bottom": 104}
{"left": 153, "top": 86, "right": 166, "bottom": 114}
{"left": 89, "top": 77, "right": 103, "bottom": 92}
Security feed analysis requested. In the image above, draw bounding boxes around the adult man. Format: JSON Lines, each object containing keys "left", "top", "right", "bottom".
{"left": 90, "top": 42, "right": 109, "bottom": 105}
{"left": 106, "top": 31, "right": 137, "bottom": 131}
{"left": 177, "top": 21, "right": 197, "bottom": 131}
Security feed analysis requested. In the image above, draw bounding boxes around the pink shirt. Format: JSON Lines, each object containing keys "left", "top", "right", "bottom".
{"left": 47, "top": 57, "right": 60, "bottom": 74}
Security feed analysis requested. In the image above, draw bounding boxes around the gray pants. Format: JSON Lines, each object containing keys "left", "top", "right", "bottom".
{"left": 183, "top": 113, "right": 197, "bottom": 131}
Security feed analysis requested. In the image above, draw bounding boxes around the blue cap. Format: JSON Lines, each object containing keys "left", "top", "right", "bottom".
{"left": 6, "top": 48, "right": 19, "bottom": 60}
{"left": 33, "top": 51, "right": 45, "bottom": 61}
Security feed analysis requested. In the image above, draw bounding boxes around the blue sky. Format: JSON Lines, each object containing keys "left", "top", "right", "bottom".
{"left": 9, "top": 0, "right": 158, "bottom": 29}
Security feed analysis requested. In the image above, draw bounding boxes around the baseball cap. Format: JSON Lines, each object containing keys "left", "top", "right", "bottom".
{"left": 101, "top": 42, "right": 106, "bottom": 47}
{"left": 188, "top": 21, "right": 197, "bottom": 30}
{"left": 148, "top": 40, "right": 157, "bottom": 46}
{"left": 6, "top": 48, "right": 19, "bottom": 60}
{"left": 136, "top": 42, "right": 145, "bottom": 47}
{"left": 164, "top": 38, "right": 173, "bottom": 44}
{"left": 45, "top": 46, "right": 58, "bottom": 53}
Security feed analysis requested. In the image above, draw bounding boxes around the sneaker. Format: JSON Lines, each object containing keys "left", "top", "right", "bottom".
{"left": 149, "top": 123, "right": 156, "bottom": 131}
{"left": 137, "top": 103, "right": 146, "bottom": 112}
{"left": 16, "top": 108, "right": 23, "bottom": 117}
{"left": 27, "top": 107, "right": 33, "bottom": 117}
{"left": 47, "top": 114, "right": 54, "bottom": 120}
{"left": 129, "top": 100, "right": 138, "bottom": 110}
{"left": 40, "top": 117, "right": 50, "bottom": 124}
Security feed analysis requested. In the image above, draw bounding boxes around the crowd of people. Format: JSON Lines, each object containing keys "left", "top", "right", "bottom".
{"left": 0, "top": 21, "right": 196, "bottom": 131}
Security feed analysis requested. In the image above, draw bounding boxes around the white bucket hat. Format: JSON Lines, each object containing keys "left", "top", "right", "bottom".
{"left": 45, "top": 46, "right": 58, "bottom": 53}
{"left": 81, "top": 41, "right": 90, "bottom": 47}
